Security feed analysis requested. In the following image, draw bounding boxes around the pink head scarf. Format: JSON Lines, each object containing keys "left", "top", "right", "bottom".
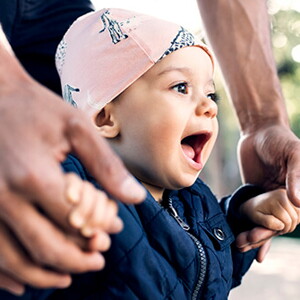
{"left": 55, "top": 8, "right": 213, "bottom": 118}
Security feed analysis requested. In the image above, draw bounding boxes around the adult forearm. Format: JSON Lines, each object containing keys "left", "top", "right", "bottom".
{"left": 197, "top": 0, "right": 289, "bottom": 133}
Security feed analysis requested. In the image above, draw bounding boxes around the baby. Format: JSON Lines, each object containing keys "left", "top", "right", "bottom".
{"left": 2, "top": 8, "right": 298, "bottom": 300}
{"left": 54, "top": 9, "right": 299, "bottom": 299}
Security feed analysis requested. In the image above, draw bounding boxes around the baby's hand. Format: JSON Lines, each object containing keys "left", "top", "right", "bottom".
{"left": 65, "top": 173, "right": 123, "bottom": 251}
{"left": 239, "top": 188, "right": 300, "bottom": 235}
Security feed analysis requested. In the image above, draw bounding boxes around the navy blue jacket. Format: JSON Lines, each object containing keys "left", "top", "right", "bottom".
{"left": 0, "top": 155, "right": 262, "bottom": 300}
{"left": 0, "top": 0, "right": 94, "bottom": 95}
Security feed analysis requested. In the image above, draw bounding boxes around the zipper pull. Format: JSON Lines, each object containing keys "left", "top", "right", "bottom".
{"left": 168, "top": 198, "right": 190, "bottom": 231}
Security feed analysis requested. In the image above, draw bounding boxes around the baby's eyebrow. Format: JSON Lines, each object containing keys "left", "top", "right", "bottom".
{"left": 157, "top": 67, "right": 192, "bottom": 77}
{"left": 206, "top": 79, "right": 216, "bottom": 90}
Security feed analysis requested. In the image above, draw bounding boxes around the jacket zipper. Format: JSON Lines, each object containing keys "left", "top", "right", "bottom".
{"left": 167, "top": 198, "right": 207, "bottom": 300}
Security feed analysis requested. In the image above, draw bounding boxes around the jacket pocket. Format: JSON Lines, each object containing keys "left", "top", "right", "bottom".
{"left": 203, "top": 213, "right": 234, "bottom": 251}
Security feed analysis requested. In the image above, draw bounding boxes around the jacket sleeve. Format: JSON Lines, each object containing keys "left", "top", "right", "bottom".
{"left": 219, "top": 184, "right": 266, "bottom": 289}
{"left": 219, "top": 184, "right": 266, "bottom": 236}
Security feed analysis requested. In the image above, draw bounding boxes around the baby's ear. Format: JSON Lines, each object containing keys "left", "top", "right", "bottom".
{"left": 94, "top": 104, "right": 120, "bottom": 138}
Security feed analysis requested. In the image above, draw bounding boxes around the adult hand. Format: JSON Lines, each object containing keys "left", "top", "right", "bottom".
{"left": 0, "top": 31, "right": 145, "bottom": 294}
{"left": 197, "top": 0, "right": 300, "bottom": 205}
{"left": 236, "top": 227, "right": 275, "bottom": 263}
{"left": 238, "top": 124, "right": 300, "bottom": 207}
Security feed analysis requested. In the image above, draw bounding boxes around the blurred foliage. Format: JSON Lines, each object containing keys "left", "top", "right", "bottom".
{"left": 271, "top": 7, "right": 300, "bottom": 137}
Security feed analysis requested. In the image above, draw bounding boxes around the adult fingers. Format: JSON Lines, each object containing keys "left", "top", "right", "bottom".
{"left": 8, "top": 159, "right": 118, "bottom": 257}
{"left": 256, "top": 239, "right": 272, "bottom": 263}
{"left": 0, "top": 272, "right": 24, "bottom": 296}
{"left": 286, "top": 149, "right": 300, "bottom": 207}
{"left": 0, "top": 191, "right": 105, "bottom": 274}
{"left": 239, "top": 238, "right": 272, "bottom": 261}
{"left": 236, "top": 227, "right": 276, "bottom": 249}
{"left": 241, "top": 238, "right": 272, "bottom": 261}
{"left": 65, "top": 116, "right": 146, "bottom": 204}
{"left": 0, "top": 222, "right": 71, "bottom": 289}
{"left": 237, "top": 236, "right": 272, "bottom": 254}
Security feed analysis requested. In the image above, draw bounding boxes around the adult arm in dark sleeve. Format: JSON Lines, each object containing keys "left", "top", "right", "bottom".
{"left": 0, "top": 0, "right": 94, "bottom": 94}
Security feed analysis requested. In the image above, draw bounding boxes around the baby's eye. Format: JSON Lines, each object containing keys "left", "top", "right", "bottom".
{"left": 207, "top": 93, "right": 220, "bottom": 103}
{"left": 172, "top": 82, "right": 189, "bottom": 95}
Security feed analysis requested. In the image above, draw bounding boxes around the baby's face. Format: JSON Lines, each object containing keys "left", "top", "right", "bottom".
{"left": 109, "top": 47, "right": 218, "bottom": 194}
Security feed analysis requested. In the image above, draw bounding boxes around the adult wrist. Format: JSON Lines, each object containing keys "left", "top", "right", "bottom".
{"left": 228, "top": 74, "right": 289, "bottom": 134}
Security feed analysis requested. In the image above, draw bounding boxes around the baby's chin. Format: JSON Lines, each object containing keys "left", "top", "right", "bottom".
{"left": 139, "top": 170, "right": 202, "bottom": 193}
{"left": 168, "top": 173, "right": 201, "bottom": 190}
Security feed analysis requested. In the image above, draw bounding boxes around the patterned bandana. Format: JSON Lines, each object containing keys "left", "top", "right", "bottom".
{"left": 55, "top": 8, "right": 213, "bottom": 118}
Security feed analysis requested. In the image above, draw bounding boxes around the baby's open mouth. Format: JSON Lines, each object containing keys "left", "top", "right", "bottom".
{"left": 181, "top": 133, "right": 211, "bottom": 163}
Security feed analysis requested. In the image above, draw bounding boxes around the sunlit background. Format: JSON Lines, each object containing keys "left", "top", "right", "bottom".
{"left": 92, "top": 0, "right": 202, "bottom": 32}
{"left": 92, "top": 1, "right": 300, "bottom": 298}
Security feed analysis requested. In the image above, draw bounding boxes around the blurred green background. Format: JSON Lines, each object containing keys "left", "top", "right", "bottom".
{"left": 201, "top": 0, "right": 300, "bottom": 238}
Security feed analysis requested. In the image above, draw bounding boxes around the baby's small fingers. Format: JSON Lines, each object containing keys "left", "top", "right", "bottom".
{"left": 253, "top": 214, "right": 284, "bottom": 231}
{"left": 68, "top": 182, "right": 96, "bottom": 230}
{"left": 284, "top": 205, "right": 299, "bottom": 233}
{"left": 97, "top": 197, "right": 119, "bottom": 233}
{"left": 65, "top": 173, "right": 83, "bottom": 204}
{"left": 82, "top": 191, "right": 122, "bottom": 236}
{"left": 275, "top": 208, "right": 297, "bottom": 234}
{"left": 273, "top": 190, "right": 299, "bottom": 232}
{"left": 88, "top": 231, "right": 112, "bottom": 252}
{"left": 86, "top": 190, "right": 109, "bottom": 231}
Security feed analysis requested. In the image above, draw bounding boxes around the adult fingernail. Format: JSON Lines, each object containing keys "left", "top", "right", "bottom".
{"left": 56, "top": 276, "right": 72, "bottom": 288}
{"left": 7, "top": 285, "right": 25, "bottom": 296}
{"left": 120, "top": 177, "right": 146, "bottom": 202}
